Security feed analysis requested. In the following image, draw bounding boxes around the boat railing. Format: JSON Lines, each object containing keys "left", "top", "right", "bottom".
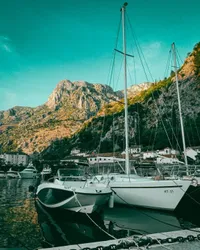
{"left": 58, "top": 175, "right": 87, "bottom": 181}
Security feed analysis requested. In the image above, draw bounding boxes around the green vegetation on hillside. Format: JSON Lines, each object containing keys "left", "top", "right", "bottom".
{"left": 194, "top": 42, "right": 200, "bottom": 75}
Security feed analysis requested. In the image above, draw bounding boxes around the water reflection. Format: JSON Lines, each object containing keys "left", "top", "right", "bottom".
{"left": 35, "top": 201, "right": 111, "bottom": 247}
{"left": 0, "top": 179, "right": 42, "bottom": 249}
{"left": 0, "top": 179, "right": 200, "bottom": 249}
{"left": 35, "top": 202, "right": 198, "bottom": 248}
{"left": 104, "top": 206, "right": 184, "bottom": 238}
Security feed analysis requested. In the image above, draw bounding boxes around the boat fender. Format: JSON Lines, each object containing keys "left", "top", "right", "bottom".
{"left": 108, "top": 193, "right": 114, "bottom": 208}
{"left": 191, "top": 178, "right": 198, "bottom": 187}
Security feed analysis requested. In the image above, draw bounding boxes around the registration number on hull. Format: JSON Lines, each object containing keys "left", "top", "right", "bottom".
{"left": 164, "top": 189, "right": 174, "bottom": 193}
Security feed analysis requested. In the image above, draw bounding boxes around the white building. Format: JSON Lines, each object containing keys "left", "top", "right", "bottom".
{"left": 1, "top": 153, "right": 29, "bottom": 166}
{"left": 156, "top": 156, "right": 184, "bottom": 165}
{"left": 143, "top": 151, "right": 157, "bottom": 159}
{"left": 157, "top": 148, "right": 179, "bottom": 156}
{"left": 70, "top": 149, "right": 80, "bottom": 156}
{"left": 190, "top": 146, "right": 200, "bottom": 154}
{"left": 70, "top": 149, "right": 88, "bottom": 157}
{"left": 121, "top": 146, "right": 142, "bottom": 155}
{"left": 186, "top": 148, "right": 198, "bottom": 161}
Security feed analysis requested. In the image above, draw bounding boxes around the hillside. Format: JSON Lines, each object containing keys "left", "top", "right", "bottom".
{"left": 0, "top": 80, "right": 123, "bottom": 154}
{"left": 41, "top": 42, "right": 200, "bottom": 159}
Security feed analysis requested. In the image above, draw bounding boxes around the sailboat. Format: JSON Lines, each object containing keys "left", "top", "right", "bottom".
{"left": 90, "top": 3, "right": 192, "bottom": 211}
{"left": 171, "top": 43, "right": 200, "bottom": 185}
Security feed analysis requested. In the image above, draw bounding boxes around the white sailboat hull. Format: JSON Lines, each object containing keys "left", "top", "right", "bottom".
{"left": 91, "top": 175, "right": 191, "bottom": 211}
{"left": 36, "top": 182, "right": 112, "bottom": 214}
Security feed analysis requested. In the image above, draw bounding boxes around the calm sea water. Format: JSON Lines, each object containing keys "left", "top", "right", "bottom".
{"left": 0, "top": 179, "right": 199, "bottom": 249}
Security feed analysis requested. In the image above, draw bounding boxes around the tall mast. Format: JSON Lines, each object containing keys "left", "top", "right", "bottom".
{"left": 121, "top": 2, "right": 130, "bottom": 175}
{"left": 172, "top": 42, "right": 188, "bottom": 175}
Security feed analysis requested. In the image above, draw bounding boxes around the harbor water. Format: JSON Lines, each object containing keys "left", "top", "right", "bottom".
{"left": 0, "top": 178, "right": 200, "bottom": 249}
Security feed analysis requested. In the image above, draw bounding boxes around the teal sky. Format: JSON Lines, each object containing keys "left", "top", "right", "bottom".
{"left": 0, "top": 0, "right": 199, "bottom": 111}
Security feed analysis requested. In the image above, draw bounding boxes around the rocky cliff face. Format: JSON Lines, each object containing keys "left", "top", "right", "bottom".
{"left": 177, "top": 42, "right": 200, "bottom": 80}
{"left": 0, "top": 80, "right": 123, "bottom": 154}
{"left": 127, "top": 82, "right": 151, "bottom": 96}
{"left": 46, "top": 80, "right": 123, "bottom": 111}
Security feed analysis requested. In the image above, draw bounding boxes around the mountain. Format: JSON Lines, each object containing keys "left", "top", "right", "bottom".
{"left": 41, "top": 42, "right": 200, "bottom": 159}
{"left": 0, "top": 43, "right": 200, "bottom": 158}
{"left": 0, "top": 80, "right": 123, "bottom": 154}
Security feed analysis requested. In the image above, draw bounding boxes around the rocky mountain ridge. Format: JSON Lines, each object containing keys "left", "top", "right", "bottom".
{"left": 0, "top": 42, "right": 200, "bottom": 157}
{"left": 41, "top": 42, "right": 200, "bottom": 159}
{"left": 0, "top": 80, "right": 144, "bottom": 154}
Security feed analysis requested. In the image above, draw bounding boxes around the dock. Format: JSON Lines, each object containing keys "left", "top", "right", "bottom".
{"left": 39, "top": 227, "right": 200, "bottom": 249}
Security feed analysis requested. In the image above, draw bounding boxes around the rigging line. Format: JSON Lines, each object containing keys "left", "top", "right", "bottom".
{"left": 152, "top": 49, "right": 183, "bottom": 151}
{"left": 126, "top": 13, "right": 154, "bottom": 83}
{"left": 126, "top": 15, "right": 174, "bottom": 149}
{"left": 133, "top": 56, "right": 137, "bottom": 85}
{"left": 189, "top": 117, "right": 196, "bottom": 146}
{"left": 116, "top": 55, "right": 125, "bottom": 91}
{"left": 147, "top": 124, "right": 154, "bottom": 151}
{"left": 97, "top": 17, "right": 122, "bottom": 154}
{"left": 114, "top": 48, "right": 134, "bottom": 58}
{"left": 165, "top": 117, "right": 182, "bottom": 153}
{"left": 164, "top": 50, "right": 172, "bottom": 79}
{"left": 126, "top": 18, "right": 138, "bottom": 86}
{"left": 176, "top": 47, "right": 184, "bottom": 65}
{"left": 160, "top": 84, "right": 185, "bottom": 152}
{"left": 112, "top": 186, "right": 200, "bottom": 236}
{"left": 112, "top": 113, "right": 118, "bottom": 158}
{"left": 171, "top": 180, "right": 200, "bottom": 224}
{"left": 151, "top": 124, "right": 158, "bottom": 151}
{"left": 157, "top": 110, "right": 174, "bottom": 149}
{"left": 114, "top": 14, "right": 122, "bottom": 55}
{"left": 125, "top": 15, "right": 150, "bottom": 82}
{"left": 149, "top": 89, "right": 180, "bottom": 151}
{"left": 186, "top": 119, "right": 193, "bottom": 147}
{"left": 107, "top": 50, "right": 117, "bottom": 90}
{"left": 72, "top": 189, "right": 116, "bottom": 240}
{"left": 96, "top": 9, "right": 121, "bottom": 155}
{"left": 108, "top": 17, "right": 122, "bottom": 90}
{"left": 193, "top": 117, "right": 200, "bottom": 143}
{"left": 110, "top": 188, "right": 186, "bottom": 234}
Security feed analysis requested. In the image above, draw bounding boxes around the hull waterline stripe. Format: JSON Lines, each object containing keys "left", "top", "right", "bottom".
{"left": 111, "top": 185, "right": 183, "bottom": 189}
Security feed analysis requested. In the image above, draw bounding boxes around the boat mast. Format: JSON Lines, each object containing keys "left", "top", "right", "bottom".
{"left": 121, "top": 2, "right": 130, "bottom": 175}
{"left": 172, "top": 42, "right": 189, "bottom": 175}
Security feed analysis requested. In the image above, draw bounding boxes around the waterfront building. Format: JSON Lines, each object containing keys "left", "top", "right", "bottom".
{"left": 1, "top": 153, "right": 29, "bottom": 166}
